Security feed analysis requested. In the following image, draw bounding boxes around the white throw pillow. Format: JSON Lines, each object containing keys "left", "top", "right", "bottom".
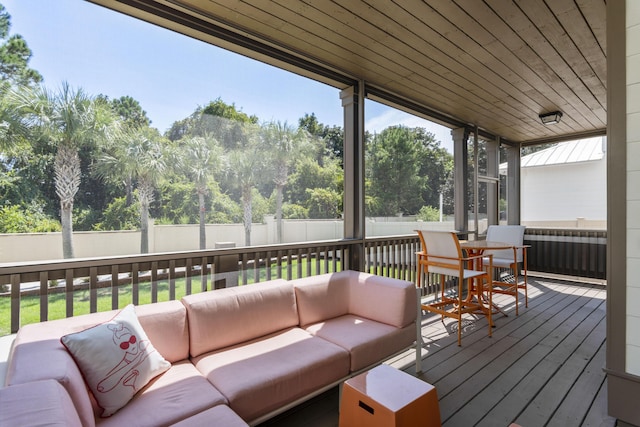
{"left": 61, "top": 304, "right": 171, "bottom": 417}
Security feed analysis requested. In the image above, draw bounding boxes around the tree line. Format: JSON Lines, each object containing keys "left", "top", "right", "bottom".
{"left": 0, "top": 3, "right": 454, "bottom": 258}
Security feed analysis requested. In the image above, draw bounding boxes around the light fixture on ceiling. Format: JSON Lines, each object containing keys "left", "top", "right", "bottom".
{"left": 539, "top": 111, "right": 563, "bottom": 125}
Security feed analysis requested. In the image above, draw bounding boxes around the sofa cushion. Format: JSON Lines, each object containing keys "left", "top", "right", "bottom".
{"left": 192, "top": 327, "right": 350, "bottom": 422}
{"left": 61, "top": 304, "right": 171, "bottom": 417}
{"left": 135, "top": 300, "right": 190, "bottom": 363}
{"left": 305, "top": 314, "right": 417, "bottom": 371}
{"left": 182, "top": 279, "right": 299, "bottom": 357}
{"left": 170, "top": 404, "right": 249, "bottom": 427}
{"left": 348, "top": 272, "right": 416, "bottom": 328}
{"left": 293, "top": 272, "right": 350, "bottom": 327}
{"left": 0, "top": 379, "right": 82, "bottom": 427}
{"left": 97, "top": 361, "right": 227, "bottom": 427}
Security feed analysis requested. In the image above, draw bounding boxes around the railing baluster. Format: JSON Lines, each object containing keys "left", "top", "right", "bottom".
{"left": 112, "top": 265, "right": 119, "bottom": 310}
{"left": 89, "top": 267, "right": 98, "bottom": 313}
{"left": 151, "top": 262, "right": 159, "bottom": 302}
{"left": 39, "top": 272, "right": 48, "bottom": 322}
{"left": 11, "top": 274, "right": 20, "bottom": 333}
{"left": 253, "top": 252, "right": 260, "bottom": 284}
{"left": 65, "top": 269, "right": 73, "bottom": 318}
{"left": 200, "top": 257, "right": 208, "bottom": 292}
{"left": 169, "top": 260, "right": 176, "bottom": 301}
{"left": 185, "top": 259, "right": 192, "bottom": 296}
{"left": 132, "top": 263, "right": 140, "bottom": 304}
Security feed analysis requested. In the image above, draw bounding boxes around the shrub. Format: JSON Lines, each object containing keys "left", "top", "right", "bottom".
{"left": 417, "top": 205, "right": 440, "bottom": 222}
{"left": 0, "top": 203, "right": 61, "bottom": 233}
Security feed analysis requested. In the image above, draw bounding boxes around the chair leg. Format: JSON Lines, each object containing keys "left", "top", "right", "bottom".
{"left": 513, "top": 264, "right": 519, "bottom": 316}
{"left": 457, "top": 279, "right": 463, "bottom": 346}
{"left": 487, "top": 277, "right": 493, "bottom": 337}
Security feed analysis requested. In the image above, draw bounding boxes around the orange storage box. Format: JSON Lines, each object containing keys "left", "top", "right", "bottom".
{"left": 339, "top": 364, "right": 441, "bottom": 427}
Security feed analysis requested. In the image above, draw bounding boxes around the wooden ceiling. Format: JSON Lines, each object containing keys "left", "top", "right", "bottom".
{"left": 92, "top": 0, "right": 607, "bottom": 144}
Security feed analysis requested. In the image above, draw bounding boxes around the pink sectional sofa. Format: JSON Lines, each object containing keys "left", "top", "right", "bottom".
{"left": 1, "top": 270, "right": 416, "bottom": 426}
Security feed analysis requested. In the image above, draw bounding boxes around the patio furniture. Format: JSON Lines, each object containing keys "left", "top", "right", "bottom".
{"left": 339, "top": 364, "right": 441, "bottom": 427}
{"left": 482, "top": 225, "right": 528, "bottom": 315}
{"left": 416, "top": 230, "right": 493, "bottom": 346}
{"left": 2, "top": 270, "right": 416, "bottom": 427}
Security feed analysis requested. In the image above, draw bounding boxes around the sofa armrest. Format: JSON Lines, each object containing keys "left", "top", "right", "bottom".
{"left": 347, "top": 272, "right": 417, "bottom": 328}
{"left": 0, "top": 379, "right": 82, "bottom": 427}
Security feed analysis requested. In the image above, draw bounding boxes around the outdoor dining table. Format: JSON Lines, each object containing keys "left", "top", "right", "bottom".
{"left": 459, "top": 239, "right": 514, "bottom": 318}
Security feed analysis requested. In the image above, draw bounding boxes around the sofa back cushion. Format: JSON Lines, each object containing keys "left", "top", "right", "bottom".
{"left": 182, "top": 279, "right": 298, "bottom": 357}
{"left": 136, "top": 300, "right": 189, "bottom": 363}
{"left": 348, "top": 272, "right": 416, "bottom": 328}
{"left": 293, "top": 272, "right": 351, "bottom": 327}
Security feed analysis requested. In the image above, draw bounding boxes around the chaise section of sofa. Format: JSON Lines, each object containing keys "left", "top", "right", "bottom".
{"left": 293, "top": 270, "right": 417, "bottom": 371}
{"left": 182, "top": 279, "right": 351, "bottom": 423}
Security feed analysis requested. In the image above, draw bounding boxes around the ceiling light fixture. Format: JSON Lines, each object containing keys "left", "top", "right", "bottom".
{"left": 539, "top": 111, "right": 563, "bottom": 125}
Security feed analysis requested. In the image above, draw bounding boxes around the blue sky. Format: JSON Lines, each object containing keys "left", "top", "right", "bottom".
{"left": 3, "top": 0, "right": 453, "bottom": 151}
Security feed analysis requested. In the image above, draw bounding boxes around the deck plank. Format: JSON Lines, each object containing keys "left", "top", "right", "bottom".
{"left": 440, "top": 287, "right": 602, "bottom": 425}
{"left": 258, "top": 278, "right": 614, "bottom": 427}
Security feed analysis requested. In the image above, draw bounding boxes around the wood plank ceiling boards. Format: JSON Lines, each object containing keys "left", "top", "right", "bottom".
{"left": 90, "top": 0, "right": 607, "bottom": 145}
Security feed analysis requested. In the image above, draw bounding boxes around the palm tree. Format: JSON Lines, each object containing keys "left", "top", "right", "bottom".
{"left": 176, "top": 135, "right": 222, "bottom": 249}
{"left": 127, "top": 128, "right": 167, "bottom": 253}
{"left": 93, "top": 128, "right": 138, "bottom": 207}
{"left": 227, "top": 124, "right": 264, "bottom": 246}
{"left": 263, "top": 121, "right": 306, "bottom": 243}
{"left": 10, "top": 82, "right": 115, "bottom": 258}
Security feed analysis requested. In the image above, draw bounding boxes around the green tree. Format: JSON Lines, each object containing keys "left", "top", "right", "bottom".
{"left": 109, "top": 95, "right": 151, "bottom": 129}
{"left": 286, "top": 156, "right": 343, "bottom": 218}
{"left": 0, "top": 4, "right": 41, "bottom": 87}
{"left": 226, "top": 123, "right": 265, "bottom": 246}
{"left": 366, "top": 126, "right": 425, "bottom": 216}
{"left": 298, "top": 113, "right": 343, "bottom": 165}
{"left": 10, "top": 82, "right": 116, "bottom": 258}
{"left": 128, "top": 128, "right": 167, "bottom": 253}
{"left": 93, "top": 196, "right": 139, "bottom": 231}
{"left": 175, "top": 135, "right": 222, "bottom": 249}
{"left": 263, "top": 120, "right": 307, "bottom": 242}
{"left": 415, "top": 130, "right": 453, "bottom": 212}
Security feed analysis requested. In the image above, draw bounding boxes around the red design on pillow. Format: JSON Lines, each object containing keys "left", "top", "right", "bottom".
{"left": 96, "top": 323, "right": 154, "bottom": 393}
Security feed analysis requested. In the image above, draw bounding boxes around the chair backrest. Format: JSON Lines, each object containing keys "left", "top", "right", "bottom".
{"left": 485, "top": 225, "right": 525, "bottom": 262}
{"left": 416, "top": 230, "right": 464, "bottom": 275}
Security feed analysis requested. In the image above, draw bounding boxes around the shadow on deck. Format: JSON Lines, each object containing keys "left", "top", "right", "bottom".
{"left": 259, "top": 277, "right": 615, "bottom": 427}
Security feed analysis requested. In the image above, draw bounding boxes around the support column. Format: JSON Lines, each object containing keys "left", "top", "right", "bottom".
{"left": 340, "top": 85, "right": 365, "bottom": 271}
{"left": 452, "top": 127, "right": 469, "bottom": 236}
{"left": 506, "top": 144, "right": 521, "bottom": 225}
{"left": 486, "top": 137, "right": 500, "bottom": 226}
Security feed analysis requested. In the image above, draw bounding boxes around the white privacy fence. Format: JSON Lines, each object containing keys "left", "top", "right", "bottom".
{"left": 0, "top": 217, "right": 603, "bottom": 264}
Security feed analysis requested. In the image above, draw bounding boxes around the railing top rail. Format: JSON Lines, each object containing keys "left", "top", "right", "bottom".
{"left": 0, "top": 238, "right": 362, "bottom": 275}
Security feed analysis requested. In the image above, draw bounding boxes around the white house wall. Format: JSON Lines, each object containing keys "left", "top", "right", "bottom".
{"left": 626, "top": 0, "right": 640, "bottom": 376}
{"left": 521, "top": 159, "right": 607, "bottom": 223}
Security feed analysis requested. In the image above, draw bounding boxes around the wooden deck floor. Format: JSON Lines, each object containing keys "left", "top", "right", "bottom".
{"left": 259, "top": 277, "right": 616, "bottom": 427}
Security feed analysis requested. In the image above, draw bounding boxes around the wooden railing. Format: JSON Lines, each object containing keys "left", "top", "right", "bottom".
{"left": 524, "top": 228, "right": 607, "bottom": 280}
{"left": 0, "top": 229, "right": 606, "bottom": 335}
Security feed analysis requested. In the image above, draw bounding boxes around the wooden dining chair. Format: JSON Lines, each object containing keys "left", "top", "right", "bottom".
{"left": 416, "top": 230, "right": 493, "bottom": 346}
{"left": 482, "top": 225, "right": 528, "bottom": 315}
